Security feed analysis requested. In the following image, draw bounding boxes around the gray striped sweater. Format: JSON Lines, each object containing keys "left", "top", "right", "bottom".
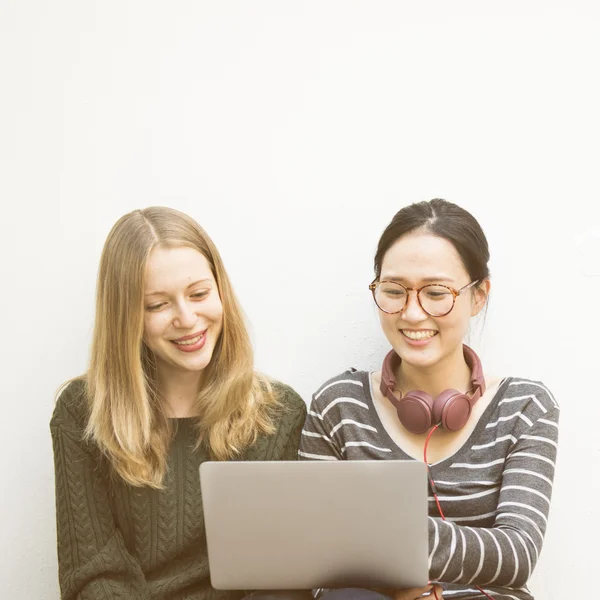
{"left": 299, "top": 369, "right": 559, "bottom": 600}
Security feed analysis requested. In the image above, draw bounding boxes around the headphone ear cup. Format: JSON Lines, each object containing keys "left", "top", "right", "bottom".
{"left": 397, "top": 390, "right": 434, "bottom": 434}
{"left": 433, "top": 389, "right": 472, "bottom": 431}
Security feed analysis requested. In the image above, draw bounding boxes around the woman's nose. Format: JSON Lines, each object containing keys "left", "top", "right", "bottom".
{"left": 400, "top": 291, "right": 428, "bottom": 322}
{"left": 173, "top": 301, "right": 197, "bottom": 329}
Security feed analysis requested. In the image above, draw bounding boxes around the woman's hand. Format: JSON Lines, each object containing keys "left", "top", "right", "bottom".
{"left": 390, "top": 584, "right": 443, "bottom": 600}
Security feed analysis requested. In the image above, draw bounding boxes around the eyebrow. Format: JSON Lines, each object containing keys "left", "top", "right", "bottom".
{"left": 144, "top": 278, "right": 213, "bottom": 297}
{"left": 381, "top": 275, "right": 455, "bottom": 284}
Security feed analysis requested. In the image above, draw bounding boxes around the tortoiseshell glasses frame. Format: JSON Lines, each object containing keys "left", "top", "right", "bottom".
{"left": 368, "top": 279, "right": 481, "bottom": 317}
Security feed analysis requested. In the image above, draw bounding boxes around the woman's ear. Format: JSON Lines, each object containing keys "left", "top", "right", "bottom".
{"left": 471, "top": 278, "right": 490, "bottom": 317}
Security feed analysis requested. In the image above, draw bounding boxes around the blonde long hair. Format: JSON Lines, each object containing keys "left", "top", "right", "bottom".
{"left": 79, "top": 207, "right": 278, "bottom": 488}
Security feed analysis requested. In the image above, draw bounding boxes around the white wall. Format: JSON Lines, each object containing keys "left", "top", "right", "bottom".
{"left": 1, "top": 1, "right": 598, "bottom": 597}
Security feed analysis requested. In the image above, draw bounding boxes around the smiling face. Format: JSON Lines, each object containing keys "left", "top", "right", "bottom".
{"left": 143, "top": 245, "right": 224, "bottom": 383}
{"left": 378, "top": 230, "right": 488, "bottom": 371}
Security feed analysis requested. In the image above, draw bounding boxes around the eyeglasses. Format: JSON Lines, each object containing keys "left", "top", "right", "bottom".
{"left": 368, "top": 279, "right": 480, "bottom": 317}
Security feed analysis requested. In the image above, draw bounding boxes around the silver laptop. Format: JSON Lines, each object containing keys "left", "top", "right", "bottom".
{"left": 200, "top": 460, "right": 429, "bottom": 590}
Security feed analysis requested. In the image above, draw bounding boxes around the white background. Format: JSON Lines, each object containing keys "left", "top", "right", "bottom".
{"left": 1, "top": 1, "right": 599, "bottom": 598}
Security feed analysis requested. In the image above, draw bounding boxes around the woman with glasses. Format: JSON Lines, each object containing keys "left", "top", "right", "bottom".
{"left": 300, "top": 199, "right": 559, "bottom": 600}
{"left": 50, "top": 207, "right": 307, "bottom": 600}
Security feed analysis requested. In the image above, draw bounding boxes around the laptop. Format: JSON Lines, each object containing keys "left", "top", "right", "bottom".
{"left": 200, "top": 460, "right": 429, "bottom": 590}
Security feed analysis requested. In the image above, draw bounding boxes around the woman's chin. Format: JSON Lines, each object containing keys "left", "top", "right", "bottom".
{"left": 156, "top": 350, "right": 214, "bottom": 376}
{"left": 393, "top": 338, "right": 442, "bottom": 367}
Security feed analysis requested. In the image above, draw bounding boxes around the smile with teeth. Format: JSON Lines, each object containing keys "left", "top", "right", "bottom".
{"left": 172, "top": 333, "right": 205, "bottom": 346}
{"left": 401, "top": 330, "right": 438, "bottom": 340}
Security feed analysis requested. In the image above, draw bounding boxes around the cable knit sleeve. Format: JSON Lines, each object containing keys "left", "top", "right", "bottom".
{"left": 281, "top": 399, "right": 308, "bottom": 461}
{"left": 50, "top": 381, "right": 151, "bottom": 600}
{"left": 268, "top": 382, "right": 308, "bottom": 461}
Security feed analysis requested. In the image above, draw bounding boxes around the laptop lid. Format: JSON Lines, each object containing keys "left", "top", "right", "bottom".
{"left": 200, "top": 460, "right": 429, "bottom": 590}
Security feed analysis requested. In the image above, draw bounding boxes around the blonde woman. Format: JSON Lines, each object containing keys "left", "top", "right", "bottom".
{"left": 51, "top": 207, "right": 307, "bottom": 600}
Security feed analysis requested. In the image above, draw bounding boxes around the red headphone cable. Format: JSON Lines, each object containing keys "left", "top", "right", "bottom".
{"left": 424, "top": 425, "right": 495, "bottom": 600}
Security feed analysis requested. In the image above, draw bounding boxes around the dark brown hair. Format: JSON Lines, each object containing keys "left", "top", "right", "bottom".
{"left": 374, "top": 198, "right": 490, "bottom": 282}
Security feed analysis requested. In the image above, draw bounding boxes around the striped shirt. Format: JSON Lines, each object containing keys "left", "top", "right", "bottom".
{"left": 299, "top": 369, "right": 559, "bottom": 600}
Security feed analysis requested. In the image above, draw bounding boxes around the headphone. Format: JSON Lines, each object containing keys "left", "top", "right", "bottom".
{"left": 379, "top": 344, "right": 486, "bottom": 434}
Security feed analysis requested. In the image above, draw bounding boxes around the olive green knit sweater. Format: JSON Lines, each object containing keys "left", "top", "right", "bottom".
{"left": 50, "top": 379, "right": 307, "bottom": 600}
